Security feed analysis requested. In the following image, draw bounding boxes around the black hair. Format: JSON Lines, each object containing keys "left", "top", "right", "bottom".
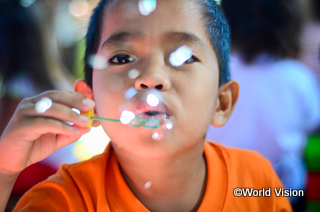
{"left": 84, "top": 0, "right": 231, "bottom": 87}
{"left": 0, "top": 0, "right": 55, "bottom": 93}
{"left": 221, "top": 0, "right": 302, "bottom": 63}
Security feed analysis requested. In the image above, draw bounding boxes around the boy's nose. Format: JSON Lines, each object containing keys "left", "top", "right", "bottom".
{"left": 134, "top": 58, "right": 171, "bottom": 91}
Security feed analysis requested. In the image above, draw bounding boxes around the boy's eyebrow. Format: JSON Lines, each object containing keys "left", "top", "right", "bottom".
{"left": 161, "top": 32, "right": 207, "bottom": 49}
{"left": 101, "top": 31, "right": 144, "bottom": 49}
{"left": 101, "top": 31, "right": 207, "bottom": 50}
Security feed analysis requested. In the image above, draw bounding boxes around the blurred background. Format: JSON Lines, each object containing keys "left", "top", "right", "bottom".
{"left": 0, "top": 0, "right": 319, "bottom": 211}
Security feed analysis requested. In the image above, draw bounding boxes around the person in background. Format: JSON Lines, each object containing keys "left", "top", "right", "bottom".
{"left": 299, "top": 0, "right": 320, "bottom": 90}
{"left": 206, "top": 0, "right": 320, "bottom": 211}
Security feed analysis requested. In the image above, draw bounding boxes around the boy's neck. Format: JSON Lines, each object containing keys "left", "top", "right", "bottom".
{"left": 113, "top": 139, "right": 207, "bottom": 212}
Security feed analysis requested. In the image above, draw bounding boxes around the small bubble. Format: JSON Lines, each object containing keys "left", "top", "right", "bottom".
{"left": 146, "top": 93, "right": 160, "bottom": 107}
{"left": 88, "top": 54, "right": 108, "bottom": 70}
{"left": 128, "top": 69, "right": 140, "bottom": 79}
{"left": 164, "top": 120, "right": 173, "bottom": 130}
{"left": 169, "top": 46, "right": 192, "bottom": 67}
{"left": 152, "top": 132, "right": 163, "bottom": 140}
{"left": 35, "top": 97, "right": 52, "bottom": 113}
{"left": 124, "top": 87, "right": 138, "bottom": 100}
{"left": 144, "top": 181, "right": 152, "bottom": 189}
{"left": 138, "top": 0, "right": 157, "bottom": 16}
{"left": 120, "top": 110, "right": 136, "bottom": 124}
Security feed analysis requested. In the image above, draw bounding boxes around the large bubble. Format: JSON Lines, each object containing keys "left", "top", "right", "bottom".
{"left": 87, "top": 54, "right": 108, "bottom": 70}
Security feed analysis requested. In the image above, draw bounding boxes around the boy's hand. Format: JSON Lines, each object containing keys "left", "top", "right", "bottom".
{"left": 0, "top": 90, "right": 95, "bottom": 175}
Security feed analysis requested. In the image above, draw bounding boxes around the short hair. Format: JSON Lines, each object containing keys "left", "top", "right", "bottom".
{"left": 221, "top": 0, "right": 302, "bottom": 63}
{"left": 84, "top": 0, "right": 231, "bottom": 87}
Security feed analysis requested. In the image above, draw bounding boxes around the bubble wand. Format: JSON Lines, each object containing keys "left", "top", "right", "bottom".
{"left": 81, "top": 109, "right": 161, "bottom": 129}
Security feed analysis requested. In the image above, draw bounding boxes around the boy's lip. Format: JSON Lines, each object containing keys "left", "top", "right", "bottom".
{"left": 134, "top": 102, "right": 171, "bottom": 119}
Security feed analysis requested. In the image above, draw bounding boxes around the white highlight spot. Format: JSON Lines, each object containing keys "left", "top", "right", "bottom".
{"left": 35, "top": 97, "right": 53, "bottom": 113}
{"left": 71, "top": 108, "right": 80, "bottom": 114}
{"left": 88, "top": 54, "right": 108, "bottom": 70}
{"left": 20, "top": 0, "right": 35, "bottom": 7}
{"left": 128, "top": 69, "right": 140, "bottom": 79}
{"left": 125, "top": 87, "right": 138, "bottom": 100}
{"left": 152, "top": 132, "right": 163, "bottom": 140}
{"left": 144, "top": 181, "right": 152, "bottom": 189}
{"left": 146, "top": 93, "right": 160, "bottom": 107}
{"left": 165, "top": 121, "right": 173, "bottom": 130}
{"left": 169, "top": 46, "right": 192, "bottom": 67}
{"left": 138, "top": 0, "right": 157, "bottom": 16}
{"left": 120, "top": 110, "right": 136, "bottom": 124}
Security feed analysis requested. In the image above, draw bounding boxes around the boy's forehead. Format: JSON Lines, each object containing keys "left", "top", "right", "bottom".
{"left": 99, "top": 0, "right": 212, "bottom": 51}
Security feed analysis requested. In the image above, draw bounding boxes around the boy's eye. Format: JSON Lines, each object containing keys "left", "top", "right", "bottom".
{"left": 109, "top": 55, "right": 135, "bottom": 65}
{"left": 184, "top": 55, "right": 200, "bottom": 64}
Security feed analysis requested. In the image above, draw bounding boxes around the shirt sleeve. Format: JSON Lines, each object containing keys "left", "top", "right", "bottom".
{"left": 13, "top": 165, "right": 87, "bottom": 212}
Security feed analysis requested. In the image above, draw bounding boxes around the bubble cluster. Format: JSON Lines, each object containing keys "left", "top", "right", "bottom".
{"left": 169, "top": 46, "right": 192, "bottom": 67}
{"left": 138, "top": 0, "right": 157, "bottom": 16}
{"left": 119, "top": 87, "right": 173, "bottom": 139}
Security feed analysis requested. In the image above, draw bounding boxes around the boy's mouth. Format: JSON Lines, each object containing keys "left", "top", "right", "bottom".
{"left": 144, "top": 111, "right": 161, "bottom": 116}
{"left": 134, "top": 103, "right": 171, "bottom": 124}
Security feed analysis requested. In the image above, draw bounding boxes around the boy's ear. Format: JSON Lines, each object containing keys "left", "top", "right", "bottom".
{"left": 74, "top": 80, "right": 94, "bottom": 100}
{"left": 74, "top": 80, "right": 100, "bottom": 127}
{"left": 211, "top": 79, "right": 239, "bottom": 128}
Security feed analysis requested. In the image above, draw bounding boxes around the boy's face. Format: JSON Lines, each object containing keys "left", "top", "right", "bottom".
{"left": 89, "top": 0, "right": 221, "bottom": 158}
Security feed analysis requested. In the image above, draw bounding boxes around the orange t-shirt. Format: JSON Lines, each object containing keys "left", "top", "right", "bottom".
{"left": 13, "top": 142, "right": 292, "bottom": 211}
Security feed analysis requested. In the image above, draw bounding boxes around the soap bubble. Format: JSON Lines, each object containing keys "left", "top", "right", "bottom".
{"left": 144, "top": 181, "right": 152, "bottom": 189}
{"left": 87, "top": 54, "right": 108, "bottom": 70}
{"left": 124, "top": 87, "right": 138, "bottom": 100}
{"left": 138, "top": 0, "right": 157, "bottom": 16}
{"left": 120, "top": 88, "right": 174, "bottom": 133}
{"left": 146, "top": 93, "right": 160, "bottom": 107}
{"left": 163, "top": 120, "right": 173, "bottom": 130}
{"left": 120, "top": 110, "right": 136, "bottom": 124}
{"left": 128, "top": 69, "right": 140, "bottom": 79}
{"left": 169, "top": 46, "right": 192, "bottom": 67}
{"left": 152, "top": 132, "right": 163, "bottom": 140}
{"left": 35, "top": 97, "right": 52, "bottom": 113}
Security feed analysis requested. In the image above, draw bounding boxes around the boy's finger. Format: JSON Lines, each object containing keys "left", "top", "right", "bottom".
{"left": 30, "top": 90, "right": 95, "bottom": 112}
{"left": 56, "top": 127, "right": 90, "bottom": 149}
{"left": 18, "top": 102, "right": 91, "bottom": 128}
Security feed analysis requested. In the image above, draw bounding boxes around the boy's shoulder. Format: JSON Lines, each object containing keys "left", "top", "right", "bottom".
{"left": 205, "top": 141, "right": 277, "bottom": 185}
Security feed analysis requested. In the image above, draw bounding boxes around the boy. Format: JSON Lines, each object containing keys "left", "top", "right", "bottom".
{"left": 0, "top": 0, "right": 291, "bottom": 211}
